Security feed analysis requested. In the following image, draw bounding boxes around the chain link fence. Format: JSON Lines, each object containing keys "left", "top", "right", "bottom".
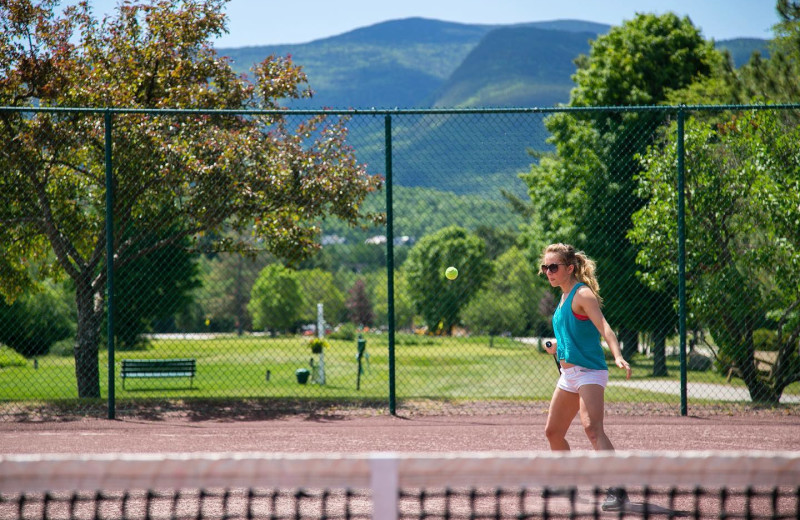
{"left": 0, "top": 105, "right": 798, "bottom": 419}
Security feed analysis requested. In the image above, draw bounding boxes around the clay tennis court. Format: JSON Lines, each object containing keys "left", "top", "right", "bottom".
{"left": 2, "top": 402, "right": 799, "bottom": 454}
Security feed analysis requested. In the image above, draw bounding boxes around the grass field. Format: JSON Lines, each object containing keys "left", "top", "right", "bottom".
{"left": 2, "top": 333, "right": 797, "bottom": 414}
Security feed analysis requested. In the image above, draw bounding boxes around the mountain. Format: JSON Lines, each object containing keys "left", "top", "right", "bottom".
{"left": 219, "top": 18, "right": 769, "bottom": 110}
{"left": 431, "top": 26, "right": 596, "bottom": 108}
{"left": 220, "top": 18, "right": 495, "bottom": 109}
{"left": 715, "top": 38, "right": 770, "bottom": 67}
{"left": 218, "top": 18, "right": 612, "bottom": 109}
{"left": 216, "top": 18, "right": 771, "bottom": 199}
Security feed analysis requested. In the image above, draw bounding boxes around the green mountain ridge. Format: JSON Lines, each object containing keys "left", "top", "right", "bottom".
{"left": 219, "top": 17, "right": 767, "bottom": 109}
{"left": 217, "top": 18, "right": 769, "bottom": 198}
{"left": 433, "top": 26, "right": 596, "bottom": 108}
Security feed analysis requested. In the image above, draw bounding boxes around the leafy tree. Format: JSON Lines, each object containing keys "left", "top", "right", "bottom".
{"left": 247, "top": 264, "right": 303, "bottom": 334}
{"left": 113, "top": 229, "right": 200, "bottom": 349}
{"left": 0, "top": 281, "right": 74, "bottom": 357}
{"left": 296, "top": 268, "right": 346, "bottom": 326}
{"left": 346, "top": 279, "right": 374, "bottom": 328}
{"left": 629, "top": 110, "right": 800, "bottom": 403}
{"left": 462, "top": 247, "right": 543, "bottom": 343}
{"left": 190, "top": 251, "right": 270, "bottom": 334}
{"left": 665, "top": 2, "right": 800, "bottom": 108}
{"left": 521, "top": 13, "right": 719, "bottom": 373}
{"left": 474, "top": 225, "right": 517, "bottom": 260}
{"left": 0, "top": 0, "right": 382, "bottom": 397}
{"left": 404, "top": 226, "right": 493, "bottom": 334}
{"left": 729, "top": 0, "right": 800, "bottom": 103}
{"left": 368, "top": 269, "right": 416, "bottom": 330}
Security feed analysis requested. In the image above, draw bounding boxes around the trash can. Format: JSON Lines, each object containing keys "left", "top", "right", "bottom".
{"left": 295, "top": 368, "right": 310, "bottom": 384}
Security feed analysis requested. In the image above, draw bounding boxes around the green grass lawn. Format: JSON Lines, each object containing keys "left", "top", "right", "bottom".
{"left": 1, "top": 334, "right": 797, "bottom": 409}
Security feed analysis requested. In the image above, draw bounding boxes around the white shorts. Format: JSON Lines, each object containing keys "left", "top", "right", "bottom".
{"left": 556, "top": 365, "right": 609, "bottom": 394}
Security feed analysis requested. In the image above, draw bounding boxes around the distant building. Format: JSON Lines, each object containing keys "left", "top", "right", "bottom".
{"left": 321, "top": 234, "right": 346, "bottom": 245}
{"left": 364, "top": 235, "right": 415, "bottom": 246}
{"left": 364, "top": 235, "right": 387, "bottom": 245}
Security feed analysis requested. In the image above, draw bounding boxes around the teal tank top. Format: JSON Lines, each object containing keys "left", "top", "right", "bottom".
{"left": 552, "top": 282, "right": 608, "bottom": 370}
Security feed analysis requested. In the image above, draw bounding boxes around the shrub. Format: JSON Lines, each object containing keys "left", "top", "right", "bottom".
{"left": 0, "top": 345, "right": 28, "bottom": 368}
{"left": 0, "top": 284, "right": 75, "bottom": 358}
{"left": 49, "top": 338, "right": 76, "bottom": 357}
{"left": 329, "top": 323, "right": 357, "bottom": 341}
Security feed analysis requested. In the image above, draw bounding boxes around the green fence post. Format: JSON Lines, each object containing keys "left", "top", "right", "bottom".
{"left": 105, "top": 109, "right": 115, "bottom": 420}
{"left": 677, "top": 107, "right": 687, "bottom": 416}
{"left": 385, "top": 114, "right": 396, "bottom": 415}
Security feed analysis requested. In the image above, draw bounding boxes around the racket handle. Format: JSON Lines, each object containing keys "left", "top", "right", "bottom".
{"left": 546, "top": 341, "right": 561, "bottom": 373}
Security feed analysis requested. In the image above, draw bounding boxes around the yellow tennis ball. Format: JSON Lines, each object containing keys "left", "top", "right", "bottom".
{"left": 445, "top": 266, "right": 458, "bottom": 280}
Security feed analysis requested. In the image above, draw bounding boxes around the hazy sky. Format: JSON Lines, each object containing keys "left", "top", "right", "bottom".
{"left": 67, "top": 0, "right": 781, "bottom": 48}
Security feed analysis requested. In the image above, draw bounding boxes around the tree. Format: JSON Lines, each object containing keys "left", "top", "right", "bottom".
{"left": 731, "top": 0, "right": 800, "bottom": 103}
{"left": 190, "top": 251, "right": 270, "bottom": 334}
{"left": 113, "top": 229, "right": 200, "bottom": 349}
{"left": 462, "top": 247, "right": 543, "bottom": 344}
{"left": 0, "top": 0, "right": 382, "bottom": 397}
{"left": 346, "top": 279, "right": 374, "bottom": 328}
{"left": 296, "top": 268, "right": 346, "bottom": 326}
{"left": 629, "top": 110, "right": 800, "bottom": 403}
{"left": 368, "top": 269, "right": 416, "bottom": 330}
{"left": 0, "top": 281, "right": 74, "bottom": 357}
{"left": 521, "top": 13, "right": 719, "bottom": 373}
{"left": 247, "top": 264, "right": 303, "bottom": 334}
{"left": 404, "top": 226, "right": 493, "bottom": 334}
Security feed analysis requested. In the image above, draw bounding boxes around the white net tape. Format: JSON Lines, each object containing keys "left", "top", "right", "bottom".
{"left": 2, "top": 450, "right": 799, "bottom": 493}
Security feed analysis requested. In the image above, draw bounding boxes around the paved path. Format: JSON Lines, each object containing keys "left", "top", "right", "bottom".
{"left": 609, "top": 380, "right": 800, "bottom": 403}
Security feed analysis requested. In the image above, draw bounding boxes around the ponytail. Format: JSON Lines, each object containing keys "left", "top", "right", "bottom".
{"left": 541, "top": 243, "right": 603, "bottom": 305}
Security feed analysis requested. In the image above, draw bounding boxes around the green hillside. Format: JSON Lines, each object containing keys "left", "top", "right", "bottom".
{"left": 220, "top": 18, "right": 495, "bottom": 109}
{"left": 319, "top": 185, "right": 524, "bottom": 244}
{"left": 218, "top": 18, "right": 613, "bottom": 109}
{"left": 715, "top": 38, "right": 770, "bottom": 67}
{"left": 432, "top": 26, "right": 595, "bottom": 108}
{"left": 216, "top": 18, "right": 770, "bottom": 198}
{"left": 218, "top": 18, "right": 768, "bottom": 110}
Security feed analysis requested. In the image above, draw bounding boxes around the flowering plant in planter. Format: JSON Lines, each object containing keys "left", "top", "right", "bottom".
{"left": 308, "top": 338, "right": 329, "bottom": 354}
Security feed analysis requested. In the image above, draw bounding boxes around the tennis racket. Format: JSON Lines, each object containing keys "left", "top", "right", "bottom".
{"left": 546, "top": 341, "right": 561, "bottom": 374}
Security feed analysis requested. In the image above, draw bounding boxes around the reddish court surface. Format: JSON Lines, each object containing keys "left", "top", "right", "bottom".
{"left": 2, "top": 403, "right": 799, "bottom": 455}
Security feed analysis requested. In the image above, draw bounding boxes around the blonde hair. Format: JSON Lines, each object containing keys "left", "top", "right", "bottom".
{"left": 541, "top": 243, "right": 603, "bottom": 305}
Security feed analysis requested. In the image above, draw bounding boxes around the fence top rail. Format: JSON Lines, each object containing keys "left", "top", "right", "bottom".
{"left": 1, "top": 103, "right": 799, "bottom": 117}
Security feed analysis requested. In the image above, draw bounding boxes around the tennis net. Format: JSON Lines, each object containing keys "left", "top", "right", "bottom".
{"left": 1, "top": 451, "right": 799, "bottom": 519}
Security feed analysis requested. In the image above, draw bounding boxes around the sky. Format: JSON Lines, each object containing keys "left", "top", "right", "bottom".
{"left": 69, "top": 0, "right": 781, "bottom": 48}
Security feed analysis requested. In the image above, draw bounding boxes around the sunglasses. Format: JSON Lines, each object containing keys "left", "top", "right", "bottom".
{"left": 540, "top": 263, "right": 567, "bottom": 274}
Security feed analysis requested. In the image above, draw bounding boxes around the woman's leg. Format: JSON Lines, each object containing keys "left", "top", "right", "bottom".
{"left": 544, "top": 387, "right": 580, "bottom": 450}
{"left": 577, "top": 383, "right": 614, "bottom": 451}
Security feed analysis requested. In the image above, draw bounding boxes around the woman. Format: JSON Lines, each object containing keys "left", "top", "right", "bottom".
{"left": 540, "top": 243, "right": 632, "bottom": 511}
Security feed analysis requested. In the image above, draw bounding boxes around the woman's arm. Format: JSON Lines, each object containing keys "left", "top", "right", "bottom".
{"left": 574, "top": 286, "right": 631, "bottom": 378}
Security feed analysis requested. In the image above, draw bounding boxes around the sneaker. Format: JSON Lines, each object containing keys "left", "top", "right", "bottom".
{"left": 601, "top": 487, "right": 629, "bottom": 511}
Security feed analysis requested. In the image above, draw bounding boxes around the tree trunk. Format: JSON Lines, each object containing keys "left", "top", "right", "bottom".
{"left": 651, "top": 328, "right": 669, "bottom": 377}
{"left": 737, "top": 330, "right": 780, "bottom": 404}
{"left": 619, "top": 328, "right": 638, "bottom": 360}
{"left": 74, "top": 276, "right": 104, "bottom": 399}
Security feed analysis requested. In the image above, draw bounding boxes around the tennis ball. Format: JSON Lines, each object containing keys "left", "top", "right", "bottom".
{"left": 445, "top": 266, "right": 458, "bottom": 280}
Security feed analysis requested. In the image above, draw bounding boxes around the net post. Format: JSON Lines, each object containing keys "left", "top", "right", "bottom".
{"left": 370, "top": 454, "right": 399, "bottom": 520}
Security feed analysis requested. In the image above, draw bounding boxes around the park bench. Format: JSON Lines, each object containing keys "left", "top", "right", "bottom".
{"left": 121, "top": 358, "right": 196, "bottom": 389}
{"left": 725, "top": 350, "right": 777, "bottom": 382}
